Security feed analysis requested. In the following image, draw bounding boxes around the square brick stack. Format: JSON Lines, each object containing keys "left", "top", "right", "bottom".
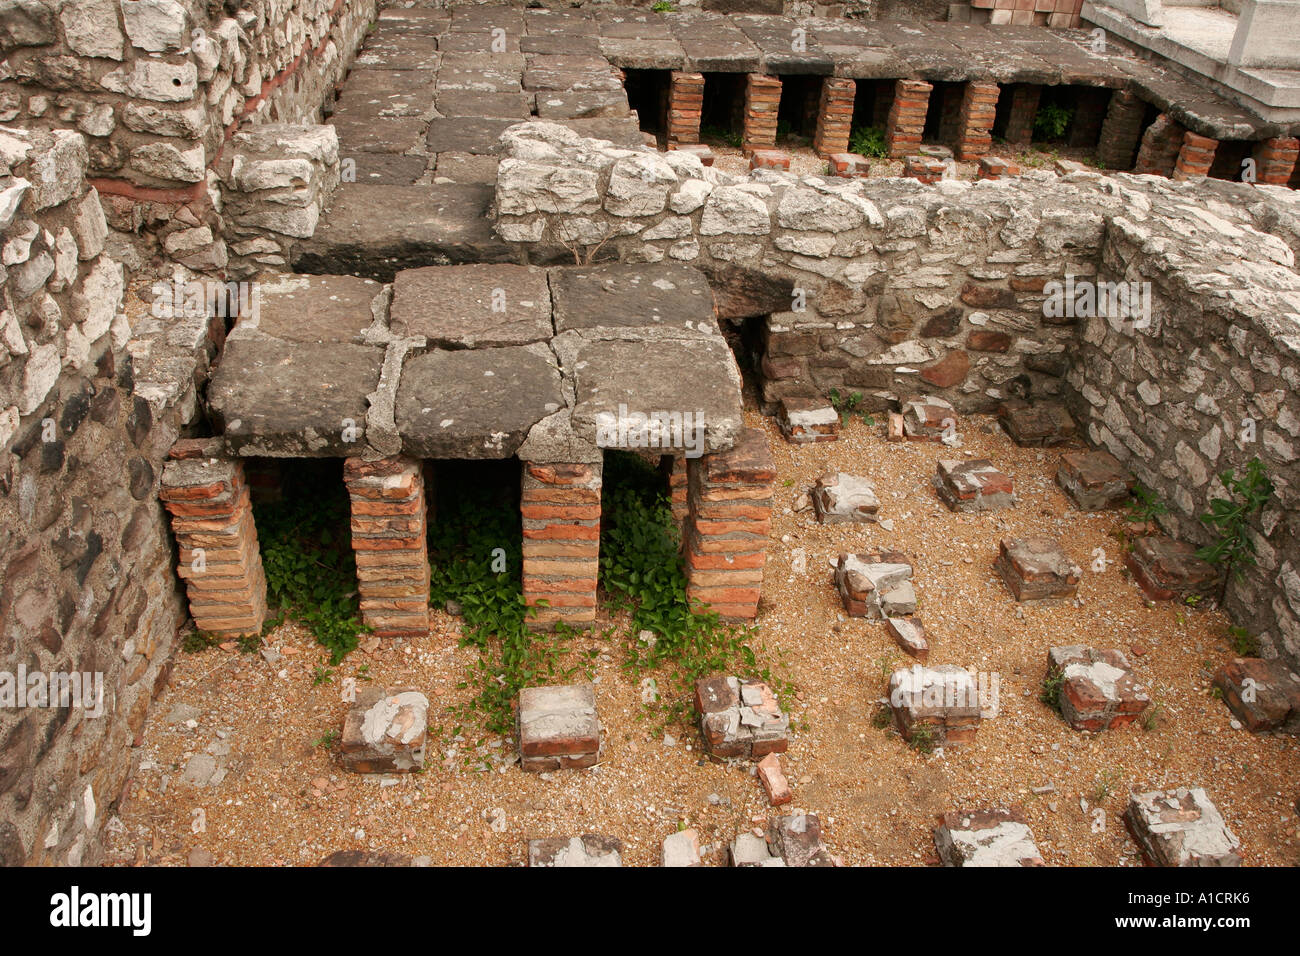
{"left": 695, "top": 675, "right": 789, "bottom": 761}
{"left": 673, "top": 142, "right": 714, "bottom": 166}
{"left": 743, "top": 73, "right": 782, "bottom": 153}
{"left": 667, "top": 71, "right": 705, "bottom": 146}
{"left": 1212, "top": 658, "right": 1300, "bottom": 734}
{"left": 340, "top": 687, "right": 428, "bottom": 773}
{"left": 516, "top": 683, "right": 601, "bottom": 771}
{"left": 885, "top": 79, "right": 932, "bottom": 158}
{"left": 996, "top": 536, "right": 1081, "bottom": 602}
{"left": 1047, "top": 646, "right": 1150, "bottom": 731}
{"left": 750, "top": 148, "right": 791, "bottom": 171}
{"left": 777, "top": 395, "right": 838, "bottom": 444}
{"left": 903, "top": 154, "right": 947, "bottom": 184}
{"left": 812, "top": 472, "right": 879, "bottom": 524}
{"left": 344, "top": 456, "right": 429, "bottom": 639}
{"left": 161, "top": 453, "right": 267, "bottom": 639}
{"left": 521, "top": 460, "right": 602, "bottom": 627}
{"left": 1124, "top": 535, "right": 1216, "bottom": 602}
{"left": 1125, "top": 789, "right": 1242, "bottom": 867}
{"left": 813, "top": 77, "right": 855, "bottom": 157}
{"left": 828, "top": 152, "right": 870, "bottom": 178}
{"left": 1003, "top": 84, "right": 1040, "bottom": 145}
{"left": 902, "top": 395, "right": 957, "bottom": 441}
{"left": 934, "top": 809, "right": 1044, "bottom": 867}
{"left": 956, "top": 81, "right": 999, "bottom": 160}
{"left": 685, "top": 428, "right": 773, "bottom": 620}
{"left": 1173, "top": 130, "right": 1218, "bottom": 180}
{"left": 1253, "top": 136, "right": 1299, "bottom": 185}
{"left": 935, "top": 458, "right": 1014, "bottom": 512}
{"left": 1056, "top": 449, "right": 1131, "bottom": 510}
{"left": 835, "top": 549, "right": 915, "bottom": 619}
{"left": 977, "top": 156, "right": 1020, "bottom": 180}
{"left": 1133, "top": 114, "right": 1185, "bottom": 177}
{"left": 996, "top": 399, "right": 1076, "bottom": 446}
{"left": 1097, "top": 90, "right": 1145, "bottom": 170}
{"left": 888, "top": 664, "right": 982, "bottom": 747}
{"left": 528, "top": 834, "right": 623, "bottom": 867}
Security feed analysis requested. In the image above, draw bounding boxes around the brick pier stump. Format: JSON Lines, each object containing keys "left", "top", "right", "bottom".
{"left": 955, "top": 81, "right": 999, "bottom": 160}
{"left": 521, "top": 460, "right": 602, "bottom": 627}
{"left": 685, "top": 429, "right": 774, "bottom": 620}
{"left": 813, "top": 77, "right": 855, "bottom": 158}
{"left": 344, "top": 456, "right": 430, "bottom": 639}
{"left": 161, "top": 446, "right": 268, "bottom": 639}
{"left": 668, "top": 71, "right": 705, "bottom": 146}
{"left": 1133, "top": 114, "right": 1186, "bottom": 177}
{"left": 1003, "top": 84, "right": 1040, "bottom": 146}
{"left": 743, "top": 74, "right": 782, "bottom": 154}
{"left": 1173, "top": 130, "right": 1218, "bottom": 180}
{"left": 1252, "top": 136, "right": 1299, "bottom": 185}
{"left": 1096, "top": 90, "right": 1145, "bottom": 170}
{"left": 885, "top": 79, "right": 932, "bottom": 159}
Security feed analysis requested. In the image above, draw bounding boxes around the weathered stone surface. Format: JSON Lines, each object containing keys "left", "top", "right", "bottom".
{"left": 1124, "top": 536, "right": 1217, "bottom": 603}
{"left": 778, "top": 395, "right": 837, "bottom": 444}
{"left": 1213, "top": 658, "right": 1300, "bottom": 735}
{"left": 1047, "top": 646, "right": 1150, "bottom": 731}
{"left": 247, "top": 273, "right": 384, "bottom": 345}
{"left": 835, "top": 549, "right": 915, "bottom": 619}
{"left": 395, "top": 344, "right": 563, "bottom": 459}
{"left": 901, "top": 395, "right": 957, "bottom": 442}
{"left": 695, "top": 676, "right": 788, "bottom": 761}
{"left": 1057, "top": 450, "right": 1131, "bottom": 511}
{"left": 549, "top": 262, "right": 715, "bottom": 334}
{"left": 662, "top": 828, "right": 702, "bottom": 866}
{"left": 340, "top": 688, "right": 428, "bottom": 773}
{"left": 528, "top": 834, "right": 622, "bottom": 867}
{"left": 888, "top": 664, "right": 982, "bottom": 747}
{"left": 886, "top": 616, "right": 931, "bottom": 662}
{"left": 1125, "top": 788, "right": 1242, "bottom": 867}
{"left": 767, "top": 813, "right": 834, "bottom": 867}
{"left": 935, "top": 809, "right": 1044, "bottom": 867}
{"left": 426, "top": 117, "right": 518, "bottom": 155}
{"left": 935, "top": 458, "right": 1014, "bottom": 512}
{"left": 997, "top": 400, "right": 1076, "bottom": 446}
{"left": 390, "top": 264, "right": 553, "bottom": 348}
{"left": 996, "top": 537, "right": 1081, "bottom": 602}
{"left": 812, "top": 472, "right": 879, "bottom": 524}
{"left": 517, "top": 683, "right": 601, "bottom": 772}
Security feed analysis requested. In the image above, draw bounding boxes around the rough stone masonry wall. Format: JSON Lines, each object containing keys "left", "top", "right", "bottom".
{"left": 492, "top": 120, "right": 1300, "bottom": 672}
{"left": 0, "top": 126, "right": 218, "bottom": 866}
{"left": 0, "top": 0, "right": 376, "bottom": 271}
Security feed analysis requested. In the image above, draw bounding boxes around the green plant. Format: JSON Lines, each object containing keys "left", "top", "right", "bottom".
{"left": 700, "top": 122, "right": 742, "bottom": 149}
{"left": 1033, "top": 103, "right": 1073, "bottom": 141}
{"left": 1227, "top": 625, "right": 1259, "bottom": 657}
{"left": 907, "top": 722, "right": 936, "bottom": 755}
{"left": 313, "top": 729, "right": 338, "bottom": 750}
{"left": 600, "top": 452, "right": 783, "bottom": 732}
{"left": 652, "top": 0, "right": 675, "bottom": 11}
{"left": 312, "top": 666, "right": 334, "bottom": 687}
{"left": 828, "top": 388, "right": 874, "bottom": 428}
{"left": 1040, "top": 669, "right": 1064, "bottom": 712}
{"left": 355, "top": 663, "right": 373, "bottom": 683}
{"left": 848, "top": 125, "right": 888, "bottom": 159}
{"left": 182, "top": 630, "right": 218, "bottom": 653}
{"left": 871, "top": 703, "right": 893, "bottom": 730}
{"left": 1126, "top": 482, "right": 1168, "bottom": 525}
{"left": 255, "top": 463, "right": 368, "bottom": 664}
{"left": 1141, "top": 700, "right": 1163, "bottom": 732}
{"left": 1091, "top": 769, "right": 1118, "bottom": 804}
{"left": 1196, "top": 458, "right": 1275, "bottom": 602}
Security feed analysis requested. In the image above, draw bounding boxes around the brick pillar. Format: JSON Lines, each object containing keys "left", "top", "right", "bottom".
{"left": 161, "top": 443, "right": 267, "bottom": 639}
{"left": 813, "top": 77, "right": 855, "bottom": 157}
{"left": 1252, "top": 136, "right": 1298, "bottom": 185}
{"left": 743, "top": 73, "right": 781, "bottom": 153}
{"left": 668, "top": 454, "right": 689, "bottom": 533}
{"left": 1003, "top": 84, "right": 1040, "bottom": 145}
{"left": 685, "top": 429, "right": 774, "bottom": 620}
{"left": 521, "top": 460, "right": 601, "bottom": 627}
{"left": 885, "top": 79, "right": 932, "bottom": 159}
{"left": 956, "top": 81, "right": 999, "bottom": 160}
{"left": 1068, "top": 87, "right": 1110, "bottom": 148}
{"left": 1096, "top": 90, "right": 1145, "bottom": 169}
{"left": 1173, "top": 130, "right": 1218, "bottom": 180}
{"left": 1132, "top": 114, "right": 1185, "bottom": 176}
{"left": 344, "top": 456, "right": 429, "bottom": 639}
{"left": 667, "top": 70, "right": 704, "bottom": 146}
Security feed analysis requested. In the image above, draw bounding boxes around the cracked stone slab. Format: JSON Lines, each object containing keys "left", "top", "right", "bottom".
{"left": 935, "top": 809, "right": 1044, "bottom": 867}
{"left": 390, "top": 263, "right": 553, "bottom": 348}
{"left": 1125, "top": 788, "right": 1242, "bottom": 867}
{"left": 549, "top": 262, "right": 716, "bottom": 335}
{"left": 340, "top": 687, "right": 428, "bottom": 774}
{"left": 395, "top": 343, "right": 563, "bottom": 458}
{"left": 426, "top": 117, "right": 519, "bottom": 154}
{"left": 528, "top": 834, "right": 623, "bottom": 867}
{"left": 236, "top": 273, "right": 387, "bottom": 345}
{"left": 208, "top": 335, "right": 385, "bottom": 457}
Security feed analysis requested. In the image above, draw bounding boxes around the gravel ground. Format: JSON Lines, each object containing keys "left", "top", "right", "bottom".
{"left": 108, "top": 409, "right": 1300, "bottom": 867}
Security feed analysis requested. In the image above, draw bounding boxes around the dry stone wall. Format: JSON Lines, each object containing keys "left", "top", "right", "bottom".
{"left": 492, "top": 120, "right": 1300, "bottom": 671}
{"left": 0, "top": 125, "right": 220, "bottom": 866}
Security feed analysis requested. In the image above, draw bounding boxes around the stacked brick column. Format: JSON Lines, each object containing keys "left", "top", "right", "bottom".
{"left": 344, "top": 456, "right": 430, "bottom": 639}
{"left": 685, "top": 429, "right": 774, "bottom": 621}
{"left": 743, "top": 74, "right": 782, "bottom": 153}
{"left": 1133, "top": 114, "right": 1186, "bottom": 176}
{"left": 667, "top": 71, "right": 704, "bottom": 146}
{"left": 885, "top": 79, "right": 932, "bottom": 158}
{"left": 521, "top": 461, "right": 602, "bottom": 627}
{"left": 956, "top": 81, "right": 999, "bottom": 160}
{"left": 161, "top": 443, "right": 267, "bottom": 639}
{"left": 1096, "top": 90, "right": 1145, "bottom": 169}
{"left": 669, "top": 455, "right": 690, "bottom": 533}
{"left": 1252, "top": 136, "right": 1298, "bottom": 185}
{"left": 1173, "top": 130, "right": 1218, "bottom": 180}
{"left": 813, "top": 77, "right": 855, "bottom": 157}
{"left": 1003, "top": 84, "right": 1040, "bottom": 145}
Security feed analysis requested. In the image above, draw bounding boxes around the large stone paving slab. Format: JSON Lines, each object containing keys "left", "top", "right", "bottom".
{"left": 549, "top": 261, "right": 716, "bottom": 334}
{"left": 390, "top": 263, "right": 553, "bottom": 348}
{"left": 209, "top": 337, "right": 385, "bottom": 457}
{"left": 245, "top": 273, "right": 385, "bottom": 344}
{"left": 395, "top": 343, "right": 564, "bottom": 458}
{"left": 426, "top": 117, "right": 519, "bottom": 154}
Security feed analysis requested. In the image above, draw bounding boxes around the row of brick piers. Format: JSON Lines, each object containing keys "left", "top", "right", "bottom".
{"left": 662, "top": 70, "right": 1299, "bottom": 185}
{"left": 158, "top": 430, "right": 776, "bottom": 641}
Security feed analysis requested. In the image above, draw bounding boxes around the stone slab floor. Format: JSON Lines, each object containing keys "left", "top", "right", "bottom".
{"left": 107, "top": 409, "right": 1300, "bottom": 866}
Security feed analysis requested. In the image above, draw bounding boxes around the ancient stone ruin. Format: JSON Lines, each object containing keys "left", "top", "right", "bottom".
{"left": 1, "top": 0, "right": 1298, "bottom": 871}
